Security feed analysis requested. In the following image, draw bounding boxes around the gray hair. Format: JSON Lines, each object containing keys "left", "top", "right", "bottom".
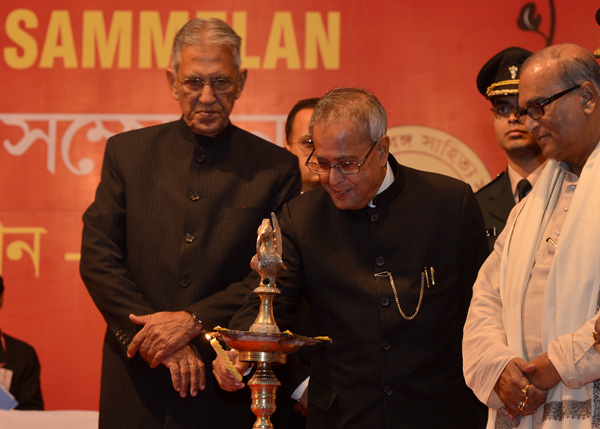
{"left": 171, "top": 18, "right": 242, "bottom": 72}
{"left": 309, "top": 88, "right": 387, "bottom": 143}
{"left": 523, "top": 44, "right": 600, "bottom": 90}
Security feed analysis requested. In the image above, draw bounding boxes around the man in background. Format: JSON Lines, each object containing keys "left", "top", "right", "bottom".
{"left": 284, "top": 97, "right": 321, "bottom": 193}
{"left": 475, "top": 47, "right": 546, "bottom": 251}
{"left": 0, "top": 276, "right": 44, "bottom": 410}
{"left": 80, "top": 18, "right": 300, "bottom": 428}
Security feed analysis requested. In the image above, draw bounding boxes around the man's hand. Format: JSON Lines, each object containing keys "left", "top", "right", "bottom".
{"left": 127, "top": 311, "right": 204, "bottom": 367}
{"left": 162, "top": 345, "right": 206, "bottom": 398}
{"left": 494, "top": 357, "right": 548, "bottom": 418}
{"left": 527, "top": 353, "right": 561, "bottom": 391}
{"left": 212, "top": 349, "right": 247, "bottom": 392}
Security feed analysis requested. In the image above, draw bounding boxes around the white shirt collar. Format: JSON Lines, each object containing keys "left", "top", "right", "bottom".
{"left": 507, "top": 162, "right": 546, "bottom": 203}
{"left": 368, "top": 162, "right": 394, "bottom": 208}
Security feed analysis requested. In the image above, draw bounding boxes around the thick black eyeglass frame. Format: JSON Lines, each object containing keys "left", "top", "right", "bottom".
{"left": 515, "top": 85, "right": 581, "bottom": 124}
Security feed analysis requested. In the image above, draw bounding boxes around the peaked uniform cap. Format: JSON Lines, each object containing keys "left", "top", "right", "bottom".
{"left": 476, "top": 47, "right": 533, "bottom": 99}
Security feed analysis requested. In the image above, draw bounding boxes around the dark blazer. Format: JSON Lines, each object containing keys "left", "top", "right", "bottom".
{"left": 3, "top": 334, "right": 44, "bottom": 410}
{"left": 475, "top": 170, "right": 514, "bottom": 252}
{"left": 80, "top": 119, "right": 301, "bottom": 428}
{"left": 232, "top": 155, "right": 489, "bottom": 429}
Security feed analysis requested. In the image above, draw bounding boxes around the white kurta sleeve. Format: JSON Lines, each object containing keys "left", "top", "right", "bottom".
{"left": 462, "top": 222, "right": 520, "bottom": 408}
{"left": 547, "top": 316, "right": 600, "bottom": 389}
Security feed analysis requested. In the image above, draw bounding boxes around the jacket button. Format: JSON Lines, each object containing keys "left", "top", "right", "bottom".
{"left": 380, "top": 296, "right": 390, "bottom": 307}
{"left": 179, "top": 278, "right": 190, "bottom": 288}
{"left": 382, "top": 340, "right": 391, "bottom": 351}
{"left": 370, "top": 213, "right": 379, "bottom": 223}
{"left": 384, "top": 386, "right": 393, "bottom": 396}
{"left": 184, "top": 234, "right": 195, "bottom": 243}
{"left": 195, "top": 153, "right": 206, "bottom": 163}
{"left": 115, "top": 330, "right": 123, "bottom": 337}
{"left": 376, "top": 256, "right": 385, "bottom": 267}
{"left": 190, "top": 191, "right": 200, "bottom": 201}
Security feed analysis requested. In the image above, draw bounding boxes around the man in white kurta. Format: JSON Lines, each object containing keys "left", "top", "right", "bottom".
{"left": 463, "top": 43, "right": 600, "bottom": 429}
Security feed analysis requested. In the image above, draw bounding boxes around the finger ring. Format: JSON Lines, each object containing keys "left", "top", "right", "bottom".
{"left": 521, "top": 384, "right": 531, "bottom": 396}
{"left": 518, "top": 401, "right": 526, "bottom": 411}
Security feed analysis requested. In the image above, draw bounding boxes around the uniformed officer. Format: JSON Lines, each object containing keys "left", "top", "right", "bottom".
{"left": 475, "top": 47, "right": 546, "bottom": 251}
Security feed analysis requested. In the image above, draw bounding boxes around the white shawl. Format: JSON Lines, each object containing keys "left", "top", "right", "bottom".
{"left": 494, "top": 141, "right": 600, "bottom": 429}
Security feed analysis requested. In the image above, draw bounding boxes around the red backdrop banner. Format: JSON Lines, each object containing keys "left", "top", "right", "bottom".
{"left": 0, "top": 0, "right": 598, "bottom": 410}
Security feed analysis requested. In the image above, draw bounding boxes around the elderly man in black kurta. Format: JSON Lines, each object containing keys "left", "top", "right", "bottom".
{"left": 214, "top": 88, "right": 489, "bottom": 428}
{"left": 79, "top": 18, "right": 301, "bottom": 428}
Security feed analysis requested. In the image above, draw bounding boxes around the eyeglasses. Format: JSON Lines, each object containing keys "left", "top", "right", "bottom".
{"left": 305, "top": 139, "right": 379, "bottom": 175}
{"left": 178, "top": 77, "right": 237, "bottom": 94}
{"left": 490, "top": 104, "right": 519, "bottom": 119}
{"left": 515, "top": 85, "right": 580, "bottom": 124}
